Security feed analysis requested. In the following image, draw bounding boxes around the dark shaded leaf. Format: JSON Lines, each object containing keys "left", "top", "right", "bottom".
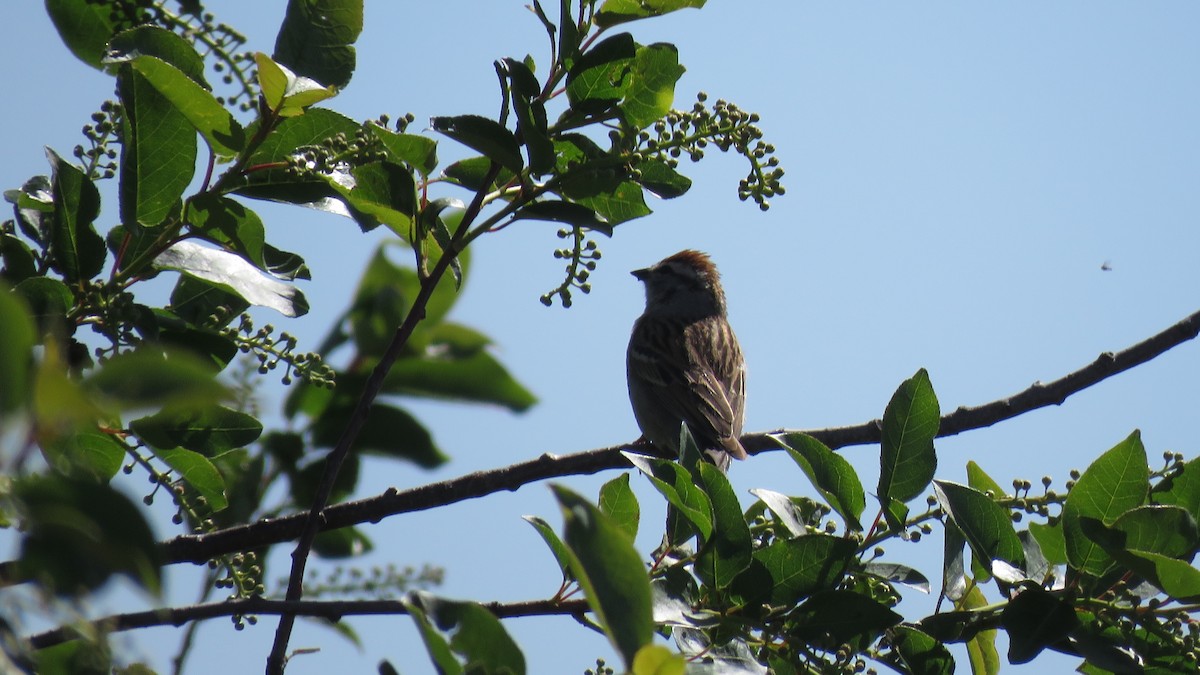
{"left": 517, "top": 200, "right": 612, "bottom": 235}
{"left": 787, "top": 590, "right": 902, "bottom": 651}
{"left": 0, "top": 286, "right": 35, "bottom": 412}
{"left": 47, "top": 149, "right": 105, "bottom": 281}
{"left": 106, "top": 25, "right": 207, "bottom": 85}
{"left": 368, "top": 123, "right": 438, "bottom": 176}
{"left": 84, "top": 348, "right": 228, "bottom": 409}
{"left": 624, "top": 452, "right": 712, "bottom": 540}
{"left": 636, "top": 159, "right": 692, "bottom": 199}
{"left": 933, "top": 480, "right": 1026, "bottom": 573}
{"left": 130, "top": 404, "right": 263, "bottom": 456}
{"left": 15, "top": 474, "right": 161, "bottom": 595}
{"left": 595, "top": 0, "right": 706, "bottom": 28}
{"left": 273, "top": 0, "right": 363, "bottom": 89}
{"left": 313, "top": 526, "right": 373, "bottom": 558}
{"left": 1001, "top": 586, "right": 1079, "bottom": 664}
{"left": 733, "top": 535, "right": 856, "bottom": 607}
{"left": 566, "top": 32, "right": 636, "bottom": 114}
{"left": 45, "top": 0, "right": 120, "bottom": 68}
{"left": 13, "top": 277, "right": 73, "bottom": 335}
{"left": 311, "top": 402, "right": 447, "bottom": 469}
{"left": 890, "top": 625, "right": 955, "bottom": 675}
{"left": 431, "top": 115, "right": 523, "bottom": 173}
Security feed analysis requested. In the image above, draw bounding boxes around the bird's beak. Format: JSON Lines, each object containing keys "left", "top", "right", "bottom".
{"left": 631, "top": 267, "right": 650, "bottom": 281}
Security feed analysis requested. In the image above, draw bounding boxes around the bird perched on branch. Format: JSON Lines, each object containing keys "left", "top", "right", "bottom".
{"left": 626, "top": 250, "right": 747, "bottom": 471}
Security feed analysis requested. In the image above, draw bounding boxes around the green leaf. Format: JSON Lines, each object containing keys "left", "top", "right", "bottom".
{"left": 552, "top": 484, "right": 653, "bottom": 669}
{"left": 933, "top": 480, "right": 1026, "bottom": 573}
{"left": 47, "top": 148, "right": 105, "bottom": 282}
{"left": 733, "top": 534, "right": 856, "bottom": 607}
{"left": 154, "top": 447, "right": 229, "bottom": 512}
{"left": 1028, "top": 520, "right": 1067, "bottom": 566}
{"left": 129, "top": 56, "right": 244, "bottom": 157}
{"left": 0, "top": 284, "right": 36, "bottom": 413}
{"left": 189, "top": 194, "right": 268, "bottom": 271}
{"left": 273, "top": 0, "right": 363, "bottom": 89}
{"left": 368, "top": 123, "right": 438, "bottom": 176}
{"left": 566, "top": 32, "right": 636, "bottom": 114}
{"left": 863, "top": 562, "right": 931, "bottom": 593}
{"left": 405, "top": 592, "right": 525, "bottom": 675}
{"left": 621, "top": 43, "right": 685, "bottom": 129}
{"left": 632, "top": 645, "right": 686, "bottom": 675}
{"left": 1152, "top": 455, "right": 1200, "bottom": 524}
{"left": 39, "top": 429, "right": 125, "bottom": 482}
{"left": 595, "top": 0, "right": 706, "bottom": 28}
{"left": 333, "top": 161, "right": 418, "bottom": 239}
{"left": 117, "top": 64, "right": 197, "bottom": 227}
{"left": 966, "top": 460, "right": 1008, "bottom": 498}
{"left": 106, "top": 25, "right": 208, "bottom": 85}
{"left": 130, "top": 404, "right": 263, "bottom": 456}
{"left": 517, "top": 200, "right": 612, "bottom": 235}
{"left": 786, "top": 590, "right": 902, "bottom": 651}
{"left": 878, "top": 368, "right": 940, "bottom": 504}
{"left": 522, "top": 515, "right": 575, "bottom": 584}
{"left": 405, "top": 595, "right": 465, "bottom": 675}
{"left": 961, "top": 585, "right": 1001, "bottom": 675}
{"left": 1001, "top": 586, "right": 1079, "bottom": 664}
{"left": 45, "top": 0, "right": 120, "bottom": 68}
{"left": 13, "top": 277, "right": 73, "bottom": 335}
{"left": 890, "top": 625, "right": 955, "bottom": 675}
{"left": 382, "top": 350, "right": 536, "bottom": 412}
{"left": 84, "top": 348, "right": 228, "bottom": 410}
{"left": 780, "top": 432, "right": 866, "bottom": 530}
{"left": 253, "top": 53, "right": 338, "bottom": 117}
{"left": 154, "top": 240, "right": 308, "bottom": 317}
{"left": 599, "top": 473, "right": 640, "bottom": 541}
{"left": 313, "top": 526, "right": 373, "bottom": 558}
{"left": 167, "top": 275, "right": 250, "bottom": 329}
{"left": 636, "top": 159, "right": 692, "bottom": 199}
{"left": 1062, "top": 430, "right": 1148, "bottom": 578}
{"left": 441, "top": 156, "right": 516, "bottom": 192}
{"left": 1124, "top": 550, "right": 1200, "bottom": 600}
{"left": 15, "top": 474, "right": 162, "bottom": 595}
{"left": 2, "top": 232, "right": 38, "bottom": 284}
{"left": 1108, "top": 504, "right": 1199, "bottom": 559}
{"left": 695, "top": 462, "right": 753, "bottom": 589}
{"left": 624, "top": 453, "right": 713, "bottom": 540}
{"left": 311, "top": 402, "right": 447, "bottom": 469}
{"left": 431, "top": 115, "right": 523, "bottom": 173}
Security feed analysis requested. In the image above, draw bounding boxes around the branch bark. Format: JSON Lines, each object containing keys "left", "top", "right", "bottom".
{"left": 24, "top": 596, "right": 590, "bottom": 651}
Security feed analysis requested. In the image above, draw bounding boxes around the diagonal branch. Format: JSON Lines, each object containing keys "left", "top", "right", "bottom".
{"left": 23, "top": 596, "right": 591, "bottom": 651}
{"left": 264, "top": 164, "right": 503, "bottom": 674}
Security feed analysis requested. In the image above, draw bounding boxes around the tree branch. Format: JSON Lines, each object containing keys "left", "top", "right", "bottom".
{"left": 23, "top": 596, "right": 590, "bottom": 651}
{"left": 1, "top": 309, "right": 1197, "bottom": 587}
{"left": 264, "top": 163, "right": 503, "bottom": 674}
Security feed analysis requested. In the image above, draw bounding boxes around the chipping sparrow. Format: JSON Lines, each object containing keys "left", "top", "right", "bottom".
{"left": 626, "top": 250, "right": 747, "bottom": 471}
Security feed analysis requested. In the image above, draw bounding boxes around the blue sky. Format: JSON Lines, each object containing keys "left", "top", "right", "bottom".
{"left": 4, "top": 2, "right": 1200, "bottom": 673}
